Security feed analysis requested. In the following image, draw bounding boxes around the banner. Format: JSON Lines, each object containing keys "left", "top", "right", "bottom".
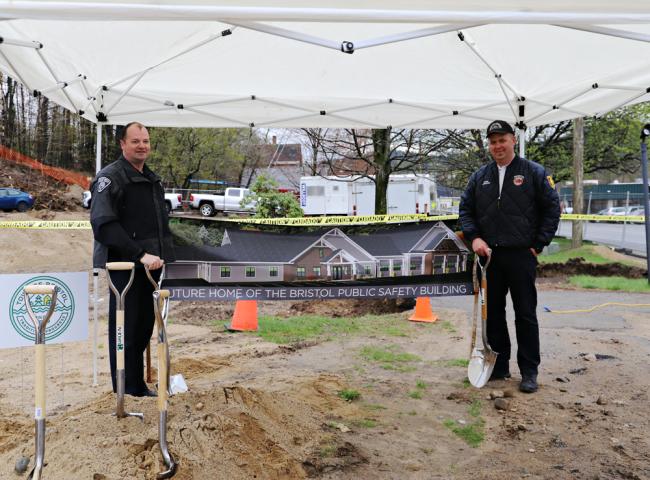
{"left": 166, "top": 277, "right": 473, "bottom": 301}
{"left": 0, "top": 272, "right": 88, "bottom": 348}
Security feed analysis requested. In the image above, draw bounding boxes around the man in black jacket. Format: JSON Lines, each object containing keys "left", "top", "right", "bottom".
{"left": 459, "top": 120, "right": 560, "bottom": 393}
{"left": 90, "top": 122, "right": 175, "bottom": 397}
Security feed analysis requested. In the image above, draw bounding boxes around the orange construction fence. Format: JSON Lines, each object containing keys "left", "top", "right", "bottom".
{"left": 0, "top": 144, "right": 90, "bottom": 190}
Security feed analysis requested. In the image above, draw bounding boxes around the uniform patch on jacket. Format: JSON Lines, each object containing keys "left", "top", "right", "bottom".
{"left": 513, "top": 175, "right": 525, "bottom": 186}
{"left": 97, "top": 177, "right": 111, "bottom": 193}
{"left": 482, "top": 180, "right": 491, "bottom": 186}
{"left": 546, "top": 175, "right": 555, "bottom": 188}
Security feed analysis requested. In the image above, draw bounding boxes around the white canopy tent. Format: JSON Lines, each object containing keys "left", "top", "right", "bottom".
{"left": 1, "top": 1, "right": 649, "bottom": 134}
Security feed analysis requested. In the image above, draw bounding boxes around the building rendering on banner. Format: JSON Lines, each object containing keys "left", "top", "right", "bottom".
{"left": 167, "top": 222, "right": 469, "bottom": 283}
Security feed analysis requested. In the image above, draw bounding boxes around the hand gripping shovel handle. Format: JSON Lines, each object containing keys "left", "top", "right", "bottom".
{"left": 24, "top": 284, "right": 58, "bottom": 480}
{"left": 153, "top": 289, "right": 177, "bottom": 478}
{"left": 106, "top": 262, "right": 143, "bottom": 421}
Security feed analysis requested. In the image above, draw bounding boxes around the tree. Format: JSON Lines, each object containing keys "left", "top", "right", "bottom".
{"left": 301, "top": 127, "right": 455, "bottom": 214}
{"left": 245, "top": 173, "right": 303, "bottom": 218}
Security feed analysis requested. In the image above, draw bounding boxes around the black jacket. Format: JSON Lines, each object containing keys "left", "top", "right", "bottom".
{"left": 90, "top": 156, "right": 175, "bottom": 268}
{"left": 459, "top": 156, "right": 560, "bottom": 251}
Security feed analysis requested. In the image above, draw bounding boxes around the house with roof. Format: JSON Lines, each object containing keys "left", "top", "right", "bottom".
{"left": 167, "top": 222, "right": 469, "bottom": 283}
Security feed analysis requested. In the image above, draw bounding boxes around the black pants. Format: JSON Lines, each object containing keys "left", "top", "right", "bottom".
{"left": 107, "top": 267, "right": 159, "bottom": 394}
{"left": 485, "top": 247, "right": 540, "bottom": 377}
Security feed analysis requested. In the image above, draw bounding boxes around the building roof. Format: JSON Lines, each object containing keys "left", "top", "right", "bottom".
{"left": 175, "top": 222, "right": 467, "bottom": 264}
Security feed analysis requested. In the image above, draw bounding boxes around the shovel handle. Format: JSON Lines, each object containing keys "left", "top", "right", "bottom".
{"left": 25, "top": 285, "right": 56, "bottom": 295}
{"left": 106, "top": 262, "right": 135, "bottom": 271}
{"left": 35, "top": 344, "right": 46, "bottom": 420}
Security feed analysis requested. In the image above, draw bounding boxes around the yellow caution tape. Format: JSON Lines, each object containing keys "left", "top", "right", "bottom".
{"left": 0, "top": 212, "right": 645, "bottom": 229}
{"left": 204, "top": 213, "right": 459, "bottom": 226}
{"left": 0, "top": 220, "right": 91, "bottom": 229}
{"left": 561, "top": 214, "right": 645, "bottom": 222}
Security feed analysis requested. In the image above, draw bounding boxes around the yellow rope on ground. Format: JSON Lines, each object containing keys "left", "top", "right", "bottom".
{"left": 544, "top": 302, "right": 650, "bottom": 314}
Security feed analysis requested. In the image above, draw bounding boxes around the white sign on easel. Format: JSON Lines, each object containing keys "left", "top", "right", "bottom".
{"left": 0, "top": 272, "right": 88, "bottom": 348}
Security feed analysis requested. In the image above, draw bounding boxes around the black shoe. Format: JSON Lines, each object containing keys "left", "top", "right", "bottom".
{"left": 489, "top": 371, "right": 511, "bottom": 381}
{"left": 126, "top": 388, "right": 157, "bottom": 397}
{"left": 519, "top": 374, "right": 538, "bottom": 393}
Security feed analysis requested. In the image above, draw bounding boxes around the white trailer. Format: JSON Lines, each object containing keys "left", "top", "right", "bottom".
{"left": 300, "top": 174, "right": 437, "bottom": 216}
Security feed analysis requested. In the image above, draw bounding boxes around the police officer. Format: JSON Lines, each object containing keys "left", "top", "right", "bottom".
{"left": 90, "top": 122, "right": 175, "bottom": 397}
{"left": 459, "top": 120, "right": 560, "bottom": 393}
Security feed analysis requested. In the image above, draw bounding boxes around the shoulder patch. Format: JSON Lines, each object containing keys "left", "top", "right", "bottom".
{"left": 546, "top": 175, "right": 555, "bottom": 188}
{"left": 97, "top": 176, "right": 112, "bottom": 193}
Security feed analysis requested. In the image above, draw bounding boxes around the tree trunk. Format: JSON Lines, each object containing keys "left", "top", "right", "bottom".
{"left": 572, "top": 117, "right": 584, "bottom": 248}
{"left": 372, "top": 128, "right": 391, "bottom": 215}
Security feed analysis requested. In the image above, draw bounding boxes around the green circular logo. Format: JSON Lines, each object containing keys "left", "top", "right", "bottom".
{"left": 9, "top": 276, "right": 75, "bottom": 342}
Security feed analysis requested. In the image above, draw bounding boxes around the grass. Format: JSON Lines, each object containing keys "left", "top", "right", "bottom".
{"left": 468, "top": 399, "right": 482, "bottom": 418}
{"left": 443, "top": 358, "right": 469, "bottom": 368}
{"left": 569, "top": 275, "right": 650, "bottom": 293}
{"left": 360, "top": 345, "right": 421, "bottom": 372}
{"left": 542, "top": 236, "right": 638, "bottom": 267}
{"left": 338, "top": 389, "right": 361, "bottom": 402}
{"left": 415, "top": 379, "right": 428, "bottom": 389}
{"left": 443, "top": 418, "right": 485, "bottom": 448}
{"left": 250, "top": 313, "right": 409, "bottom": 344}
{"left": 363, "top": 403, "right": 387, "bottom": 411}
{"left": 439, "top": 320, "right": 457, "bottom": 334}
{"left": 352, "top": 419, "right": 377, "bottom": 428}
{"left": 444, "top": 397, "right": 485, "bottom": 447}
{"left": 408, "top": 390, "right": 423, "bottom": 399}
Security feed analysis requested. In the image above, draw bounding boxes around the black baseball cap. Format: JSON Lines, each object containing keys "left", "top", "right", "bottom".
{"left": 486, "top": 120, "right": 515, "bottom": 137}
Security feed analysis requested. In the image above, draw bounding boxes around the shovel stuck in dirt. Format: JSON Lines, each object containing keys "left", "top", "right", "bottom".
{"left": 467, "top": 253, "right": 498, "bottom": 388}
{"left": 147, "top": 267, "right": 178, "bottom": 479}
{"left": 106, "top": 262, "right": 144, "bottom": 421}
{"left": 24, "top": 284, "right": 59, "bottom": 480}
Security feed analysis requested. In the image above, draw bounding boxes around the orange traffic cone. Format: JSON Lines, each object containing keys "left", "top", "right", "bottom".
{"left": 409, "top": 297, "right": 438, "bottom": 323}
{"left": 226, "top": 300, "right": 258, "bottom": 331}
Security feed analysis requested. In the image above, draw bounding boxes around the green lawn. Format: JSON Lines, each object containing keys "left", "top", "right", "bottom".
{"left": 542, "top": 236, "right": 639, "bottom": 267}
{"left": 569, "top": 275, "right": 650, "bottom": 292}
{"left": 252, "top": 313, "right": 409, "bottom": 344}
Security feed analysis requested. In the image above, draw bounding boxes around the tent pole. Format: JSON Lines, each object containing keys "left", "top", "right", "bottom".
{"left": 518, "top": 129, "right": 526, "bottom": 158}
{"left": 555, "top": 24, "right": 650, "bottom": 44}
{"left": 92, "top": 124, "right": 102, "bottom": 386}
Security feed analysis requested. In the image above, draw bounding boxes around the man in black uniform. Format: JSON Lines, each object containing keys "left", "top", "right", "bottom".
{"left": 90, "top": 122, "right": 175, "bottom": 397}
{"left": 459, "top": 120, "right": 560, "bottom": 393}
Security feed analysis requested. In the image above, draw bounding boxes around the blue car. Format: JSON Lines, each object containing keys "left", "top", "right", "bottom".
{"left": 0, "top": 187, "right": 34, "bottom": 212}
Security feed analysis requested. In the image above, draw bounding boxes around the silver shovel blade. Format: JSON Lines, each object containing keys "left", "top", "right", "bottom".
{"left": 467, "top": 347, "right": 498, "bottom": 388}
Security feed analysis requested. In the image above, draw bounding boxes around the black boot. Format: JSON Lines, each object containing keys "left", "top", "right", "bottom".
{"left": 519, "top": 374, "right": 538, "bottom": 393}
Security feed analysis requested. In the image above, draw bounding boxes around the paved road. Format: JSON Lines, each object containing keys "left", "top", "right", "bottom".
{"left": 556, "top": 220, "right": 648, "bottom": 256}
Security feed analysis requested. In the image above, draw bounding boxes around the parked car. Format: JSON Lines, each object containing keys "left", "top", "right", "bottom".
{"left": 626, "top": 205, "right": 644, "bottom": 216}
{"left": 0, "top": 187, "right": 34, "bottom": 212}
{"left": 81, "top": 190, "right": 182, "bottom": 213}
{"left": 189, "top": 187, "right": 256, "bottom": 217}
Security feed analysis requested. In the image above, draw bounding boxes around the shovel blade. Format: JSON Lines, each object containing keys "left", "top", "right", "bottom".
{"left": 467, "top": 348, "right": 498, "bottom": 388}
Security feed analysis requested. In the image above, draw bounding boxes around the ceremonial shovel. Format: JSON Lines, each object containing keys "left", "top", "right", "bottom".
{"left": 106, "top": 262, "right": 143, "bottom": 420}
{"left": 24, "top": 284, "right": 58, "bottom": 480}
{"left": 146, "top": 267, "right": 178, "bottom": 479}
{"left": 467, "top": 253, "right": 498, "bottom": 388}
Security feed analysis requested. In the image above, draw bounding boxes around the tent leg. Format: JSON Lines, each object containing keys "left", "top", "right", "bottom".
{"left": 95, "top": 124, "right": 102, "bottom": 174}
{"left": 518, "top": 129, "right": 526, "bottom": 158}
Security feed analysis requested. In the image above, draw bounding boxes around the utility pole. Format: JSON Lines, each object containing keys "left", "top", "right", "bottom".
{"left": 572, "top": 117, "right": 584, "bottom": 249}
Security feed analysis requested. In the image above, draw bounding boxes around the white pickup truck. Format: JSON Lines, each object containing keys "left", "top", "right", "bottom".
{"left": 189, "top": 187, "right": 256, "bottom": 217}
{"left": 82, "top": 191, "right": 182, "bottom": 214}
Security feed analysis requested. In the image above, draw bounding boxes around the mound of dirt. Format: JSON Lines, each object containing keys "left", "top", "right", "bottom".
{"left": 538, "top": 257, "right": 647, "bottom": 278}
{"left": 1, "top": 376, "right": 366, "bottom": 479}
{"left": 290, "top": 298, "right": 416, "bottom": 317}
{"left": 0, "top": 159, "right": 85, "bottom": 211}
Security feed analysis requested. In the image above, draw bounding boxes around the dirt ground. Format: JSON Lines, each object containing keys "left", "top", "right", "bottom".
{"left": 0, "top": 211, "right": 649, "bottom": 480}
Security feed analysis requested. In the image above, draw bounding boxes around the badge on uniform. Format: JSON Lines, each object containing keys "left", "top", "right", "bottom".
{"left": 97, "top": 177, "right": 111, "bottom": 193}
{"left": 546, "top": 175, "right": 555, "bottom": 188}
{"left": 513, "top": 175, "right": 525, "bottom": 186}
